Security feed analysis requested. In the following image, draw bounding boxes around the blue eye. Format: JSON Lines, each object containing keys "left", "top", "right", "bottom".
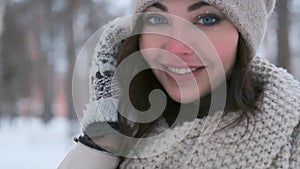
{"left": 196, "top": 14, "right": 221, "bottom": 26}
{"left": 144, "top": 14, "right": 168, "bottom": 25}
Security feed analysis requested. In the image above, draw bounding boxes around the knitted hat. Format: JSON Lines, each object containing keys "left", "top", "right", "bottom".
{"left": 134, "top": 0, "right": 276, "bottom": 58}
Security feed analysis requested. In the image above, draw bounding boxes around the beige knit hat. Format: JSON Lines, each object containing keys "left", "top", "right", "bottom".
{"left": 134, "top": 0, "right": 276, "bottom": 58}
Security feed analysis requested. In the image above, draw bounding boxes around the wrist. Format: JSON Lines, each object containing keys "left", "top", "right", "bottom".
{"left": 92, "top": 135, "right": 122, "bottom": 151}
{"left": 75, "top": 135, "right": 108, "bottom": 152}
{"left": 75, "top": 134, "right": 122, "bottom": 153}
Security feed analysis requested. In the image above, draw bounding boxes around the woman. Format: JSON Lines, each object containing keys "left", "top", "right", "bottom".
{"left": 59, "top": 0, "right": 300, "bottom": 168}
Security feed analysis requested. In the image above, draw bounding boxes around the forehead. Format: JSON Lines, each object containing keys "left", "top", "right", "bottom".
{"left": 160, "top": 0, "right": 204, "bottom": 3}
{"left": 136, "top": 0, "right": 218, "bottom": 13}
{"left": 145, "top": 0, "right": 218, "bottom": 12}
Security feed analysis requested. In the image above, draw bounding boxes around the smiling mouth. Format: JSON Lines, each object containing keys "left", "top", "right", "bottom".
{"left": 166, "top": 66, "right": 205, "bottom": 75}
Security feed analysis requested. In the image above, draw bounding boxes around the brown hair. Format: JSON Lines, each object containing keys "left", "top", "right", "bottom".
{"left": 115, "top": 17, "right": 264, "bottom": 138}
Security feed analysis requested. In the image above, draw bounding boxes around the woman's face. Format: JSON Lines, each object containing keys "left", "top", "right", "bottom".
{"left": 139, "top": 0, "right": 239, "bottom": 103}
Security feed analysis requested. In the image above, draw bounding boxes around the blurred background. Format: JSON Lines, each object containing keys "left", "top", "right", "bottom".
{"left": 0, "top": 0, "right": 299, "bottom": 168}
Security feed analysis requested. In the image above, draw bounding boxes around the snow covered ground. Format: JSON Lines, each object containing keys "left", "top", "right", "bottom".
{"left": 0, "top": 117, "right": 80, "bottom": 169}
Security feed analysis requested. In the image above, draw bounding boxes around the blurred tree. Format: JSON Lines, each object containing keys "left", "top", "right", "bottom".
{"left": 0, "top": 1, "right": 6, "bottom": 119}
{"left": 0, "top": 1, "right": 33, "bottom": 119}
{"left": 277, "top": 0, "right": 291, "bottom": 72}
{"left": 30, "top": 0, "right": 55, "bottom": 123}
{"left": 0, "top": 0, "right": 131, "bottom": 125}
{"left": 289, "top": 0, "right": 300, "bottom": 80}
{"left": 66, "top": 0, "right": 77, "bottom": 121}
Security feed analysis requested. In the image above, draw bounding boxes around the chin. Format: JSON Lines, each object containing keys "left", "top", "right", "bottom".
{"left": 167, "top": 90, "right": 200, "bottom": 104}
{"left": 165, "top": 84, "right": 213, "bottom": 104}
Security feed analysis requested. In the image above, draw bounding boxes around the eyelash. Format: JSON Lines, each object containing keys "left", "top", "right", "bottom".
{"left": 194, "top": 14, "right": 222, "bottom": 26}
{"left": 143, "top": 14, "right": 168, "bottom": 25}
{"left": 143, "top": 13, "right": 223, "bottom": 27}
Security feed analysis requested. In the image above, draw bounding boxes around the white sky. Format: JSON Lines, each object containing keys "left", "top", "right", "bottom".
{"left": 107, "top": 0, "right": 133, "bottom": 15}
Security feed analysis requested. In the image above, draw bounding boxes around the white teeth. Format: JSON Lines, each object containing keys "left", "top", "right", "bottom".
{"left": 167, "top": 67, "right": 197, "bottom": 74}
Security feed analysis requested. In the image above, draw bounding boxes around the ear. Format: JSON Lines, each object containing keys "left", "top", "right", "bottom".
{"left": 265, "top": 0, "right": 276, "bottom": 14}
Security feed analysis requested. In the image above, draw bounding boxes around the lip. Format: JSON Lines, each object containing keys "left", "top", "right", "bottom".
{"left": 162, "top": 64, "right": 207, "bottom": 85}
{"left": 162, "top": 63, "right": 205, "bottom": 69}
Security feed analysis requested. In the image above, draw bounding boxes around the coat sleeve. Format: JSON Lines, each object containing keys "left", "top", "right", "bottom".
{"left": 289, "top": 122, "right": 300, "bottom": 169}
{"left": 58, "top": 142, "right": 119, "bottom": 169}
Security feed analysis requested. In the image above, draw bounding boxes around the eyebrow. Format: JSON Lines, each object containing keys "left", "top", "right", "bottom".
{"left": 150, "top": 3, "right": 168, "bottom": 11}
{"left": 187, "top": 2, "right": 210, "bottom": 12}
{"left": 149, "top": 1, "right": 210, "bottom": 12}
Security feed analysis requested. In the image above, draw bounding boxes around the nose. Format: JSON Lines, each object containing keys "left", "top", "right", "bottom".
{"left": 165, "top": 38, "right": 194, "bottom": 57}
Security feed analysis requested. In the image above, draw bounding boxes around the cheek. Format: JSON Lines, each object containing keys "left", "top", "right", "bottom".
{"left": 139, "top": 35, "right": 148, "bottom": 50}
{"left": 140, "top": 34, "right": 162, "bottom": 50}
{"left": 139, "top": 34, "right": 166, "bottom": 67}
{"left": 210, "top": 32, "right": 238, "bottom": 72}
{"left": 140, "top": 34, "right": 157, "bottom": 58}
{"left": 140, "top": 35, "right": 154, "bottom": 62}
